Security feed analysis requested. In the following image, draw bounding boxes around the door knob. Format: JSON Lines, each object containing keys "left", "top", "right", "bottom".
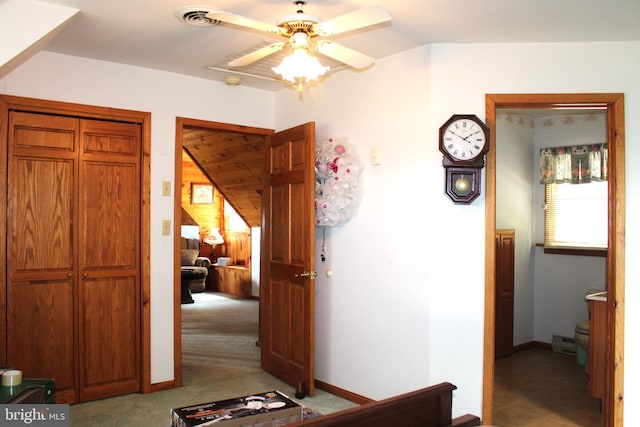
{"left": 295, "top": 271, "right": 318, "bottom": 279}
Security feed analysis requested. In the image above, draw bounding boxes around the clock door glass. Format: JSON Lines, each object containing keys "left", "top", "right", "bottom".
{"left": 444, "top": 119, "right": 486, "bottom": 161}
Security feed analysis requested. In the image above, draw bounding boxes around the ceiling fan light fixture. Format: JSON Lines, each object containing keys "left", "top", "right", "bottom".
{"left": 202, "top": 2, "right": 391, "bottom": 91}
{"left": 272, "top": 46, "right": 329, "bottom": 90}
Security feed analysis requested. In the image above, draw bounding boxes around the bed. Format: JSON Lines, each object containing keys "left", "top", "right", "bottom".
{"left": 293, "top": 382, "right": 480, "bottom": 427}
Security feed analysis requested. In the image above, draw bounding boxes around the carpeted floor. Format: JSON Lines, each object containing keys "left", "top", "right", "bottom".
{"left": 69, "top": 292, "right": 356, "bottom": 426}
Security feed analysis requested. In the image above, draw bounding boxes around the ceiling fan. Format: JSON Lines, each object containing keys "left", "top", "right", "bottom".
{"left": 207, "top": 1, "right": 392, "bottom": 86}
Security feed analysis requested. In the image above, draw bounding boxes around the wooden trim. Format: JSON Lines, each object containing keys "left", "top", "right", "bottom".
{"left": 149, "top": 379, "right": 176, "bottom": 393}
{"left": 451, "top": 414, "right": 483, "bottom": 427}
{"left": 542, "top": 246, "right": 608, "bottom": 257}
{"left": 483, "top": 97, "right": 497, "bottom": 426}
{"left": 0, "top": 94, "right": 152, "bottom": 396}
{"left": 608, "top": 94, "right": 625, "bottom": 427}
{"left": 174, "top": 117, "right": 274, "bottom": 390}
{"left": 140, "top": 107, "right": 152, "bottom": 395}
{"left": 512, "top": 341, "right": 553, "bottom": 353}
{"left": 174, "top": 119, "right": 184, "bottom": 388}
{"left": 0, "top": 98, "right": 8, "bottom": 364}
{"left": 484, "top": 93, "right": 625, "bottom": 427}
{"left": 534, "top": 242, "right": 608, "bottom": 257}
{"left": 314, "top": 379, "right": 374, "bottom": 405}
{"left": 0, "top": 95, "right": 149, "bottom": 122}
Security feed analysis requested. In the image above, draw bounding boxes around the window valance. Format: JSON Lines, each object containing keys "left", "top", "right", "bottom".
{"left": 539, "top": 143, "right": 607, "bottom": 184}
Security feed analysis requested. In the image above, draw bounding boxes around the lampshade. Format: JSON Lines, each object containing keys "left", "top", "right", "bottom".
{"left": 272, "top": 34, "right": 329, "bottom": 92}
{"left": 203, "top": 228, "right": 224, "bottom": 246}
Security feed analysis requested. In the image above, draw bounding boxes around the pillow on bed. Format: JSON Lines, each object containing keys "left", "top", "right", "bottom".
{"left": 181, "top": 249, "right": 199, "bottom": 266}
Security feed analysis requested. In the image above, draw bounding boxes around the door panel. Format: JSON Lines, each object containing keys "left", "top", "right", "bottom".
{"left": 495, "top": 229, "right": 515, "bottom": 359}
{"left": 6, "top": 112, "right": 79, "bottom": 402}
{"left": 8, "top": 158, "right": 75, "bottom": 274}
{"left": 78, "top": 119, "right": 141, "bottom": 400}
{"left": 79, "top": 277, "right": 139, "bottom": 401}
{"left": 7, "top": 281, "right": 75, "bottom": 400}
{"left": 270, "top": 278, "right": 289, "bottom": 358}
{"left": 261, "top": 123, "right": 315, "bottom": 396}
{"left": 81, "top": 162, "right": 138, "bottom": 269}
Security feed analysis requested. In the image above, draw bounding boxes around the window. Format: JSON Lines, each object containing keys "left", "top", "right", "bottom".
{"left": 224, "top": 200, "right": 249, "bottom": 232}
{"left": 544, "top": 181, "right": 608, "bottom": 251}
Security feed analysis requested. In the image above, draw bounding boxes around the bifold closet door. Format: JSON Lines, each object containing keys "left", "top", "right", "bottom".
{"left": 77, "top": 119, "right": 141, "bottom": 402}
{"left": 6, "top": 111, "right": 142, "bottom": 403}
{"left": 6, "top": 112, "right": 79, "bottom": 403}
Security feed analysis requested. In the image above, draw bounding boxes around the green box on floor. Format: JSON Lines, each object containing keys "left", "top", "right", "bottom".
{"left": 170, "top": 390, "right": 302, "bottom": 427}
{"left": 0, "top": 378, "right": 55, "bottom": 404}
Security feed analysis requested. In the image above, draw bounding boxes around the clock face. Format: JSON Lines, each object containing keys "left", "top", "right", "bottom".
{"left": 442, "top": 118, "right": 487, "bottom": 161}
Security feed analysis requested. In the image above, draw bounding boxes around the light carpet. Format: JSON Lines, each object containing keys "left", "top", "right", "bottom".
{"left": 69, "top": 292, "right": 356, "bottom": 426}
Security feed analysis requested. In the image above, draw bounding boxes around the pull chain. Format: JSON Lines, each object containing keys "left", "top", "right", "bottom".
{"left": 320, "top": 227, "right": 326, "bottom": 263}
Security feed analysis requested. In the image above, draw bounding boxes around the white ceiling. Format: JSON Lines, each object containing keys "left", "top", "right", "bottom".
{"left": 36, "top": 0, "right": 640, "bottom": 91}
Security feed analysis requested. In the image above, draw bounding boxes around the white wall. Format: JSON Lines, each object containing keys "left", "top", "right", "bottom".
{"left": 276, "top": 45, "right": 487, "bottom": 413}
{"left": 277, "top": 41, "right": 640, "bottom": 422}
{"left": 427, "top": 43, "right": 640, "bottom": 422}
{"left": 496, "top": 115, "right": 535, "bottom": 346}
{"left": 250, "top": 227, "right": 261, "bottom": 297}
{"left": 277, "top": 45, "right": 436, "bottom": 402}
{"left": 0, "top": 51, "right": 276, "bottom": 384}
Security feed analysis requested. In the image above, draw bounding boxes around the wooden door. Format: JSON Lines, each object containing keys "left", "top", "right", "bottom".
{"left": 78, "top": 119, "right": 141, "bottom": 401}
{"left": 495, "top": 229, "right": 515, "bottom": 359}
{"left": 6, "top": 111, "right": 79, "bottom": 403}
{"left": 261, "top": 123, "right": 316, "bottom": 397}
{"left": 5, "top": 112, "right": 141, "bottom": 403}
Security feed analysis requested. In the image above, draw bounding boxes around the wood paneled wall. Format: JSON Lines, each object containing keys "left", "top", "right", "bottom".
{"left": 181, "top": 150, "right": 224, "bottom": 238}
{"left": 182, "top": 150, "right": 250, "bottom": 264}
{"left": 224, "top": 232, "right": 251, "bottom": 266}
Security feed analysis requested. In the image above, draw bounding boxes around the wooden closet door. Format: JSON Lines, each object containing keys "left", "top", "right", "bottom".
{"left": 6, "top": 111, "right": 79, "bottom": 403}
{"left": 77, "top": 119, "right": 141, "bottom": 401}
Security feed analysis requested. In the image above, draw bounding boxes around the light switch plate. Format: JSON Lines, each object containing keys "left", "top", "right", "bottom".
{"left": 162, "top": 220, "right": 171, "bottom": 236}
{"left": 371, "top": 147, "right": 381, "bottom": 165}
{"left": 162, "top": 181, "right": 171, "bottom": 197}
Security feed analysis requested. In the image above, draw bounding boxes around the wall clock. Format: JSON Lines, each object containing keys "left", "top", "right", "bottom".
{"left": 438, "top": 114, "right": 490, "bottom": 204}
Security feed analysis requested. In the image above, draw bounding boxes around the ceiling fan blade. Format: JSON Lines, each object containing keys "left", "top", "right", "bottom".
{"left": 228, "top": 42, "right": 286, "bottom": 67}
{"left": 207, "top": 11, "right": 284, "bottom": 36}
{"left": 315, "top": 5, "right": 391, "bottom": 36}
{"left": 315, "top": 40, "right": 374, "bottom": 69}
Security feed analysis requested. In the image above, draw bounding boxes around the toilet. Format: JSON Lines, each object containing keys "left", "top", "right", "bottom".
{"left": 574, "top": 320, "right": 590, "bottom": 366}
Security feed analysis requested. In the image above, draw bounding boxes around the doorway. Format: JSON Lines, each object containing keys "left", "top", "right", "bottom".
{"left": 173, "top": 117, "right": 272, "bottom": 387}
{"left": 483, "top": 94, "right": 625, "bottom": 426}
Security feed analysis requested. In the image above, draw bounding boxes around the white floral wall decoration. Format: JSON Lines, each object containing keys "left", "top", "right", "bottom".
{"left": 315, "top": 137, "right": 362, "bottom": 227}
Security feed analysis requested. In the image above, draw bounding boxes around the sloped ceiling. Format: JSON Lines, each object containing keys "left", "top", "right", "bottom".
{"left": 182, "top": 127, "right": 266, "bottom": 228}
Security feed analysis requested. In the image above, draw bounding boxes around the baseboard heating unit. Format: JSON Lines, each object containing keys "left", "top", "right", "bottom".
{"left": 551, "top": 335, "right": 576, "bottom": 355}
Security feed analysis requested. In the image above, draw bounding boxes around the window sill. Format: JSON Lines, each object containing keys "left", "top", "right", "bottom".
{"left": 535, "top": 243, "right": 608, "bottom": 257}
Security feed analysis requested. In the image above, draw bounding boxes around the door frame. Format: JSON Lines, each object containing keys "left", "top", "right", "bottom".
{"left": 483, "top": 93, "right": 625, "bottom": 426}
{"left": 173, "top": 117, "right": 273, "bottom": 387}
